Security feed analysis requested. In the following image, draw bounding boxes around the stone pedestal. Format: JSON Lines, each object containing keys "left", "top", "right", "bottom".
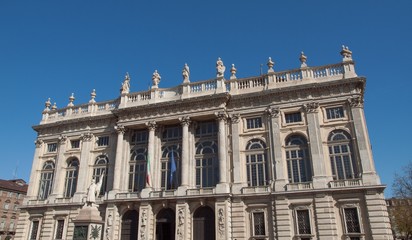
{"left": 73, "top": 205, "right": 104, "bottom": 240}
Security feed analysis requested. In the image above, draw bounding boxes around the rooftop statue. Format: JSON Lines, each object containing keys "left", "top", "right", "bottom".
{"left": 182, "top": 63, "right": 190, "bottom": 83}
{"left": 121, "top": 73, "right": 130, "bottom": 94}
{"left": 152, "top": 70, "right": 161, "bottom": 88}
{"left": 216, "top": 57, "right": 225, "bottom": 78}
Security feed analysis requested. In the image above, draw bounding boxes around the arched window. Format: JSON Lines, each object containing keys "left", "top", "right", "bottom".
{"left": 160, "top": 146, "right": 181, "bottom": 190}
{"left": 195, "top": 141, "right": 218, "bottom": 188}
{"left": 64, "top": 158, "right": 79, "bottom": 198}
{"left": 245, "top": 139, "right": 268, "bottom": 187}
{"left": 93, "top": 155, "right": 109, "bottom": 195}
{"left": 328, "top": 130, "right": 357, "bottom": 180}
{"left": 129, "top": 148, "right": 147, "bottom": 192}
{"left": 285, "top": 135, "right": 312, "bottom": 183}
{"left": 38, "top": 161, "right": 55, "bottom": 200}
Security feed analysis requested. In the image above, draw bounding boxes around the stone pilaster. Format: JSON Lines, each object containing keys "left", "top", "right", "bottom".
{"left": 27, "top": 139, "right": 43, "bottom": 199}
{"left": 215, "top": 198, "right": 230, "bottom": 240}
{"left": 138, "top": 204, "right": 153, "bottom": 240}
{"left": 303, "top": 102, "right": 330, "bottom": 188}
{"left": 266, "top": 107, "right": 287, "bottom": 191}
{"left": 274, "top": 196, "right": 292, "bottom": 240}
{"left": 348, "top": 96, "right": 380, "bottom": 185}
{"left": 215, "top": 112, "right": 229, "bottom": 193}
{"left": 230, "top": 114, "right": 244, "bottom": 194}
{"left": 112, "top": 125, "right": 126, "bottom": 193}
{"left": 176, "top": 202, "right": 189, "bottom": 240}
{"left": 141, "top": 121, "right": 156, "bottom": 198}
{"left": 50, "top": 135, "right": 68, "bottom": 199}
{"left": 74, "top": 132, "right": 93, "bottom": 202}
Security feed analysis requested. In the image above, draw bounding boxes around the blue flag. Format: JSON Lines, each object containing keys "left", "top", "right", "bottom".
{"left": 169, "top": 152, "right": 177, "bottom": 187}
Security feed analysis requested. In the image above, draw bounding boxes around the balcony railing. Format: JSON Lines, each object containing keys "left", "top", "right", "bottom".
{"left": 285, "top": 182, "right": 313, "bottom": 191}
{"left": 329, "top": 179, "right": 362, "bottom": 188}
{"left": 186, "top": 188, "right": 215, "bottom": 196}
{"left": 241, "top": 186, "right": 271, "bottom": 194}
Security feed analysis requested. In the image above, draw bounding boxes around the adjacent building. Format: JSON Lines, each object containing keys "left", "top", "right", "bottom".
{"left": 0, "top": 179, "right": 28, "bottom": 240}
{"left": 17, "top": 47, "right": 393, "bottom": 239}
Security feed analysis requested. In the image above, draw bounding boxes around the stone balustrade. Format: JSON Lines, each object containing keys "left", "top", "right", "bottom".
{"left": 40, "top": 61, "right": 356, "bottom": 124}
{"left": 329, "top": 179, "right": 363, "bottom": 188}
{"left": 285, "top": 182, "right": 313, "bottom": 191}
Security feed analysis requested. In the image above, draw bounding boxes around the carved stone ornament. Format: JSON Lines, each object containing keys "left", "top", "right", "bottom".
{"left": 230, "top": 113, "right": 240, "bottom": 123}
{"left": 348, "top": 96, "right": 364, "bottom": 108}
{"left": 182, "top": 63, "right": 190, "bottom": 83}
{"left": 35, "top": 139, "right": 44, "bottom": 148}
{"left": 80, "top": 132, "right": 93, "bottom": 142}
{"left": 266, "top": 107, "right": 280, "bottom": 118}
{"left": 179, "top": 116, "right": 191, "bottom": 126}
{"left": 152, "top": 70, "right": 161, "bottom": 87}
{"left": 218, "top": 208, "right": 225, "bottom": 238}
{"left": 145, "top": 121, "right": 157, "bottom": 131}
{"left": 58, "top": 135, "right": 67, "bottom": 145}
{"left": 216, "top": 57, "right": 226, "bottom": 78}
{"left": 303, "top": 102, "right": 319, "bottom": 113}
{"left": 140, "top": 209, "right": 147, "bottom": 240}
{"left": 215, "top": 112, "right": 227, "bottom": 122}
{"left": 114, "top": 124, "right": 126, "bottom": 135}
{"left": 177, "top": 208, "right": 185, "bottom": 240}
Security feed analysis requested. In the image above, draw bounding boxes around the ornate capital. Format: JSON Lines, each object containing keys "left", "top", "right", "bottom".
{"left": 80, "top": 132, "right": 93, "bottom": 142}
{"left": 114, "top": 124, "right": 126, "bottom": 134}
{"left": 145, "top": 121, "right": 157, "bottom": 131}
{"left": 58, "top": 135, "right": 67, "bottom": 145}
{"left": 179, "top": 116, "right": 191, "bottom": 126}
{"left": 215, "top": 112, "right": 227, "bottom": 122}
{"left": 266, "top": 107, "right": 280, "bottom": 118}
{"left": 230, "top": 113, "right": 240, "bottom": 124}
{"left": 303, "top": 102, "right": 319, "bottom": 113}
{"left": 348, "top": 96, "right": 364, "bottom": 108}
{"left": 35, "top": 139, "right": 44, "bottom": 148}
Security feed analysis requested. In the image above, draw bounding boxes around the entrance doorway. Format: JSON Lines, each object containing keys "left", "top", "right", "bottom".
{"left": 121, "top": 210, "right": 139, "bottom": 240}
{"left": 193, "top": 206, "right": 215, "bottom": 240}
{"left": 156, "top": 208, "right": 175, "bottom": 240}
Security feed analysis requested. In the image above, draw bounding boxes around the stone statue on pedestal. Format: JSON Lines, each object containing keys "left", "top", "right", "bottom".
{"left": 86, "top": 171, "right": 105, "bottom": 206}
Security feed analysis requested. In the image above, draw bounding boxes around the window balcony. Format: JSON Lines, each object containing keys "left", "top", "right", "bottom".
{"left": 150, "top": 190, "right": 176, "bottom": 198}
{"left": 285, "top": 182, "right": 313, "bottom": 191}
{"left": 241, "top": 186, "right": 271, "bottom": 194}
{"left": 115, "top": 192, "right": 141, "bottom": 199}
{"left": 329, "top": 179, "right": 362, "bottom": 188}
{"left": 186, "top": 188, "right": 215, "bottom": 196}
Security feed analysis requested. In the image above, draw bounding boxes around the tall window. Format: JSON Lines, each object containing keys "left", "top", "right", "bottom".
{"left": 245, "top": 139, "right": 268, "bottom": 187}
{"left": 129, "top": 147, "right": 147, "bottom": 192}
{"left": 38, "top": 161, "right": 55, "bottom": 200}
{"left": 252, "top": 211, "right": 266, "bottom": 238}
{"left": 55, "top": 219, "right": 65, "bottom": 240}
{"left": 195, "top": 121, "right": 219, "bottom": 188}
{"left": 92, "top": 155, "right": 108, "bottom": 195}
{"left": 343, "top": 207, "right": 362, "bottom": 240}
{"left": 328, "top": 130, "right": 357, "bottom": 180}
{"left": 129, "top": 130, "right": 148, "bottom": 192}
{"left": 64, "top": 158, "right": 79, "bottom": 198}
{"left": 161, "top": 126, "right": 182, "bottom": 190}
{"left": 30, "top": 220, "right": 40, "bottom": 240}
{"left": 285, "top": 135, "right": 312, "bottom": 183}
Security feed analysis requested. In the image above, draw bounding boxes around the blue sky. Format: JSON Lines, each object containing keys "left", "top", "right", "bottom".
{"left": 0, "top": 1, "right": 410, "bottom": 197}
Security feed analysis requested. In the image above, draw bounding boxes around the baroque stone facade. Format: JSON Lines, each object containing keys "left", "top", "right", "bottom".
{"left": 17, "top": 47, "right": 392, "bottom": 240}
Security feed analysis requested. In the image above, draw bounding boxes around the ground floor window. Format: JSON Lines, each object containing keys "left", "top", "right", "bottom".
{"left": 30, "top": 220, "right": 40, "bottom": 240}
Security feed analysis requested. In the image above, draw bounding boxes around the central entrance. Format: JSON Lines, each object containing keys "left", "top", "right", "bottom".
{"left": 121, "top": 210, "right": 139, "bottom": 240}
{"left": 193, "top": 206, "right": 215, "bottom": 240}
{"left": 156, "top": 208, "right": 175, "bottom": 240}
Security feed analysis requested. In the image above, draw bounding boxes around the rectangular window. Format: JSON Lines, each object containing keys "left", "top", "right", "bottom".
{"left": 97, "top": 136, "right": 109, "bottom": 147}
{"left": 296, "top": 209, "right": 311, "bottom": 235}
{"left": 326, "top": 106, "right": 344, "bottom": 119}
{"left": 252, "top": 212, "right": 266, "bottom": 237}
{"left": 71, "top": 140, "right": 80, "bottom": 149}
{"left": 246, "top": 117, "right": 263, "bottom": 129}
{"left": 0, "top": 220, "right": 5, "bottom": 230}
{"left": 47, "top": 143, "right": 57, "bottom": 152}
{"left": 9, "top": 220, "right": 14, "bottom": 230}
{"left": 285, "top": 112, "right": 302, "bottom": 123}
{"left": 30, "top": 220, "right": 40, "bottom": 240}
{"left": 344, "top": 208, "right": 361, "bottom": 233}
{"left": 55, "top": 220, "right": 65, "bottom": 240}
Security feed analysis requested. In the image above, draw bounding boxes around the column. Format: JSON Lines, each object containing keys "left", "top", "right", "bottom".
{"left": 266, "top": 107, "right": 288, "bottom": 191}
{"left": 216, "top": 112, "right": 229, "bottom": 193}
{"left": 230, "top": 114, "right": 244, "bottom": 194}
{"left": 50, "top": 135, "right": 68, "bottom": 200}
{"left": 26, "top": 139, "right": 44, "bottom": 199}
{"left": 348, "top": 96, "right": 380, "bottom": 185}
{"left": 178, "top": 117, "right": 190, "bottom": 195}
{"left": 74, "top": 132, "right": 93, "bottom": 202}
{"left": 141, "top": 121, "right": 156, "bottom": 198}
{"left": 303, "top": 102, "right": 329, "bottom": 188}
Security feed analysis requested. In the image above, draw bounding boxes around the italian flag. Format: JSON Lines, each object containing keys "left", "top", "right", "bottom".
{"left": 146, "top": 154, "right": 151, "bottom": 187}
